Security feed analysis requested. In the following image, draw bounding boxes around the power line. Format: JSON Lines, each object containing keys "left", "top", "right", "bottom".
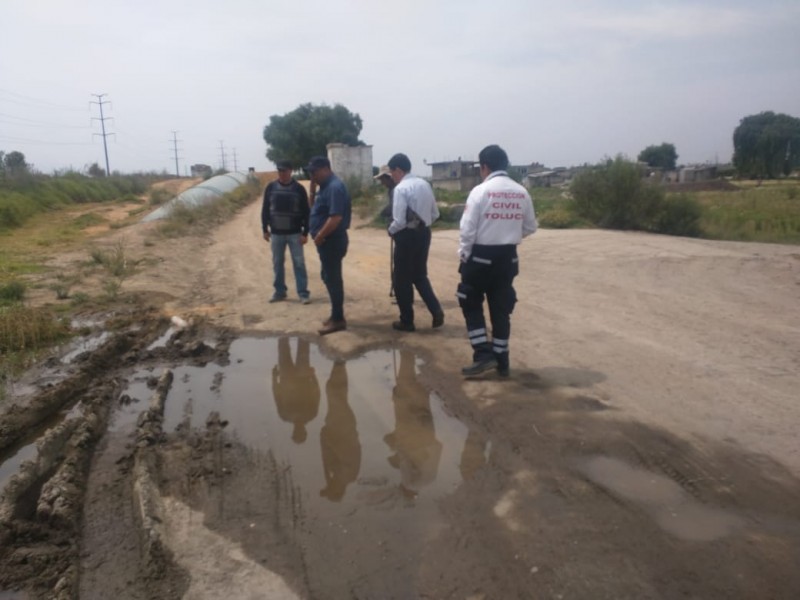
{"left": 0, "top": 88, "right": 89, "bottom": 112}
{"left": 91, "top": 93, "right": 114, "bottom": 175}
{"left": 0, "top": 112, "right": 91, "bottom": 130}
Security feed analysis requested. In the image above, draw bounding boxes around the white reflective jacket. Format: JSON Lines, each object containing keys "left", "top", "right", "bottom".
{"left": 458, "top": 171, "right": 537, "bottom": 261}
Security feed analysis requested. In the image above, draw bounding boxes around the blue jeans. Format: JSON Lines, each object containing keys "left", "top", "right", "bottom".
{"left": 271, "top": 233, "right": 309, "bottom": 298}
{"left": 316, "top": 232, "right": 348, "bottom": 321}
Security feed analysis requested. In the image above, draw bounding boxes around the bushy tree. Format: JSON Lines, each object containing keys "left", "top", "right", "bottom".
{"left": 638, "top": 143, "right": 678, "bottom": 170}
{"left": 733, "top": 111, "right": 800, "bottom": 179}
{"left": 3, "top": 151, "right": 28, "bottom": 174}
{"left": 570, "top": 156, "right": 702, "bottom": 236}
{"left": 262, "top": 103, "right": 363, "bottom": 168}
{"left": 87, "top": 162, "right": 106, "bottom": 178}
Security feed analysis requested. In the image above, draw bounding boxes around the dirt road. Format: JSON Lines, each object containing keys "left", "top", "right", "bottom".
{"left": 2, "top": 190, "right": 800, "bottom": 599}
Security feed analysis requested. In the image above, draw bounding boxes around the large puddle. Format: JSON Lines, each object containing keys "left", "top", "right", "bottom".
{"left": 118, "top": 337, "right": 481, "bottom": 513}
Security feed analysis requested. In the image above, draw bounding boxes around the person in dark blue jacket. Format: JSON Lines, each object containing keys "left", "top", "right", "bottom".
{"left": 306, "top": 156, "right": 351, "bottom": 335}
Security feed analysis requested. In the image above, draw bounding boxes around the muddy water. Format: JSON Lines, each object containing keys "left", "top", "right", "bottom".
{"left": 579, "top": 455, "right": 745, "bottom": 541}
{"left": 0, "top": 441, "right": 37, "bottom": 489}
{"left": 171, "top": 337, "right": 469, "bottom": 505}
{"left": 134, "top": 335, "right": 485, "bottom": 597}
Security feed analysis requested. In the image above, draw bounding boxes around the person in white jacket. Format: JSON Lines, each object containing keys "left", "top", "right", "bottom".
{"left": 457, "top": 145, "right": 537, "bottom": 377}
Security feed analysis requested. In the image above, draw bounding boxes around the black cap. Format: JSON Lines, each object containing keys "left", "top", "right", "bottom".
{"left": 305, "top": 156, "right": 330, "bottom": 172}
{"left": 276, "top": 160, "right": 292, "bottom": 171}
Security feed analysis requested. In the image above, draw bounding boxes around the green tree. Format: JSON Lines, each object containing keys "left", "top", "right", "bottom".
{"left": 87, "top": 162, "right": 106, "bottom": 177}
{"left": 3, "top": 151, "right": 28, "bottom": 175}
{"left": 733, "top": 111, "right": 800, "bottom": 179}
{"left": 262, "top": 103, "right": 363, "bottom": 168}
{"left": 638, "top": 143, "right": 678, "bottom": 170}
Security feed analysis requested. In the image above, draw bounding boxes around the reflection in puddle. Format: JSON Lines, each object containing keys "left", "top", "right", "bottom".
{"left": 146, "top": 337, "right": 479, "bottom": 510}
{"left": 579, "top": 455, "right": 745, "bottom": 541}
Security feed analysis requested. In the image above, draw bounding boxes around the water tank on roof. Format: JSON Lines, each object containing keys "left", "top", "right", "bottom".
{"left": 141, "top": 172, "right": 249, "bottom": 222}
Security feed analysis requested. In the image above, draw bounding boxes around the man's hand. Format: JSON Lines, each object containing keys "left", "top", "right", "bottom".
{"left": 309, "top": 180, "right": 317, "bottom": 206}
{"left": 263, "top": 231, "right": 271, "bottom": 242}
{"left": 300, "top": 234, "right": 308, "bottom": 246}
{"left": 314, "top": 235, "right": 325, "bottom": 247}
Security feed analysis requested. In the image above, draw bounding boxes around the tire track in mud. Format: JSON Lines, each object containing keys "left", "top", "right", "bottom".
{"left": 0, "top": 312, "right": 234, "bottom": 598}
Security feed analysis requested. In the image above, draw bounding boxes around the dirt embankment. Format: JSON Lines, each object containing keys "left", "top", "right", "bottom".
{"left": 2, "top": 184, "right": 800, "bottom": 598}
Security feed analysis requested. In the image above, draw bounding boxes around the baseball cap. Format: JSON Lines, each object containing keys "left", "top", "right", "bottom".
{"left": 305, "top": 156, "right": 330, "bottom": 172}
{"left": 276, "top": 160, "right": 292, "bottom": 171}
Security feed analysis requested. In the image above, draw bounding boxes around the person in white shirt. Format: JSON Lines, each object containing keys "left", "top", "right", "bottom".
{"left": 457, "top": 145, "right": 537, "bottom": 377}
{"left": 387, "top": 153, "right": 445, "bottom": 332}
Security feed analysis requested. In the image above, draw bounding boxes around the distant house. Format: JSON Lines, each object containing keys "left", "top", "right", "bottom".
{"left": 507, "top": 165, "right": 529, "bottom": 182}
{"left": 190, "top": 163, "right": 213, "bottom": 178}
{"left": 429, "top": 159, "right": 481, "bottom": 192}
{"left": 679, "top": 165, "right": 717, "bottom": 183}
{"left": 525, "top": 167, "right": 569, "bottom": 188}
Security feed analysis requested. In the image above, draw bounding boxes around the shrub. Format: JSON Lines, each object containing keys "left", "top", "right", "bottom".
{"left": 0, "top": 280, "right": 26, "bottom": 303}
{"left": 655, "top": 193, "right": 703, "bottom": 237}
{"left": 149, "top": 187, "right": 173, "bottom": 206}
{"left": 0, "top": 305, "right": 71, "bottom": 353}
{"left": 571, "top": 156, "right": 664, "bottom": 230}
{"left": 538, "top": 207, "right": 584, "bottom": 229}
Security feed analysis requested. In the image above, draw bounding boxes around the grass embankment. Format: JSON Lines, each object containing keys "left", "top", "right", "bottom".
{"left": 694, "top": 181, "right": 800, "bottom": 243}
{"left": 532, "top": 179, "right": 800, "bottom": 244}
{"left": 1, "top": 174, "right": 261, "bottom": 389}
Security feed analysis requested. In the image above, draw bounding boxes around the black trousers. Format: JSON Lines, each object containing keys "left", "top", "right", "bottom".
{"left": 456, "top": 244, "right": 518, "bottom": 370}
{"left": 392, "top": 227, "right": 442, "bottom": 325}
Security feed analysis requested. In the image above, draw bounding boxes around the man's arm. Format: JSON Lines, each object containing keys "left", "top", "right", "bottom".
{"left": 308, "top": 179, "right": 317, "bottom": 207}
{"left": 297, "top": 181, "right": 310, "bottom": 237}
{"left": 522, "top": 191, "right": 538, "bottom": 238}
{"left": 426, "top": 182, "right": 440, "bottom": 224}
{"left": 313, "top": 215, "right": 343, "bottom": 246}
{"left": 261, "top": 183, "right": 272, "bottom": 241}
{"left": 387, "top": 183, "right": 408, "bottom": 235}
{"left": 458, "top": 188, "right": 481, "bottom": 261}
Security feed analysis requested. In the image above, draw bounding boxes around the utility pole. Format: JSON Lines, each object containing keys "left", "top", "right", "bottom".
{"left": 90, "top": 93, "right": 114, "bottom": 175}
{"left": 232, "top": 148, "right": 238, "bottom": 172}
{"left": 218, "top": 140, "right": 227, "bottom": 171}
{"left": 170, "top": 131, "right": 182, "bottom": 177}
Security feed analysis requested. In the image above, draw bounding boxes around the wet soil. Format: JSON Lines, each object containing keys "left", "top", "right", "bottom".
{"left": 2, "top": 189, "right": 800, "bottom": 598}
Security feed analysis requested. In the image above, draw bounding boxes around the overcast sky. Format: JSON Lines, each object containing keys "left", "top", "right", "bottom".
{"left": 1, "top": 0, "right": 798, "bottom": 176}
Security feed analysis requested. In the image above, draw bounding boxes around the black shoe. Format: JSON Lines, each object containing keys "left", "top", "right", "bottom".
{"left": 268, "top": 295, "right": 286, "bottom": 303}
{"left": 318, "top": 320, "right": 347, "bottom": 335}
{"left": 392, "top": 320, "right": 415, "bottom": 332}
{"left": 497, "top": 367, "right": 510, "bottom": 378}
{"left": 432, "top": 311, "right": 445, "bottom": 328}
{"left": 461, "top": 357, "right": 499, "bottom": 376}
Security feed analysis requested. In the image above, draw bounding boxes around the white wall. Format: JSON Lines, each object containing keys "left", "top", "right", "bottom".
{"left": 327, "top": 143, "right": 373, "bottom": 189}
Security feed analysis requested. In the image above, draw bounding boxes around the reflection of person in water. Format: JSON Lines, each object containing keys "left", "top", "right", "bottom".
{"left": 384, "top": 349, "right": 443, "bottom": 496}
{"left": 272, "top": 337, "right": 320, "bottom": 444}
{"left": 319, "top": 360, "right": 361, "bottom": 502}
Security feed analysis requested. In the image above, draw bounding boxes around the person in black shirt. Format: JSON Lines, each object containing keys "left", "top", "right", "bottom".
{"left": 262, "top": 160, "right": 311, "bottom": 304}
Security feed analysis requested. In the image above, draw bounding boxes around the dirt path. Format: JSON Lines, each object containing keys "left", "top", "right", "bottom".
{"left": 193, "top": 200, "right": 800, "bottom": 474}
{"left": 141, "top": 198, "right": 800, "bottom": 598}
{"left": 3, "top": 188, "right": 800, "bottom": 599}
